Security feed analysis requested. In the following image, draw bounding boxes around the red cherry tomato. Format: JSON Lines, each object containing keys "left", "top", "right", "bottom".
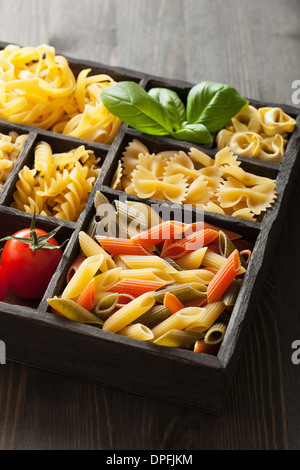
{"left": 1, "top": 227, "right": 63, "bottom": 300}
{"left": 0, "top": 265, "right": 8, "bottom": 301}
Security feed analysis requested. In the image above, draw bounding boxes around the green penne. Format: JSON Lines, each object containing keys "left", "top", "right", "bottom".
{"left": 93, "top": 293, "right": 119, "bottom": 320}
{"left": 48, "top": 297, "right": 104, "bottom": 326}
{"left": 133, "top": 304, "right": 171, "bottom": 329}
{"left": 219, "top": 230, "right": 247, "bottom": 269}
{"left": 163, "top": 257, "right": 185, "bottom": 271}
{"left": 222, "top": 278, "right": 243, "bottom": 306}
{"left": 204, "top": 322, "right": 227, "bottom": 345}
{"left": 153, "top": 329, "right": 204, "bottom": 348}
{"left": 152, "top": 283, "right": 207, "bottom": 303}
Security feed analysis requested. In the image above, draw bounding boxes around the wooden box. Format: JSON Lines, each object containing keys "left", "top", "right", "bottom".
{"left": 0, "top": 42, "right": 299, "bottom": 414}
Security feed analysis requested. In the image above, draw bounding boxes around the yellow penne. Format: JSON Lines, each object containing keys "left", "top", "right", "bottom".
{"left": 79, "top": 231, "right": 116, "bottom": 271}
{"left": 118, "top": 323, "right": 154, "bottom": 341}
{"left": 102, "top": 292, "right": 156, "bottom": 333}
{"left": 119, "top": 255, "right": 178, "bottom": 273}
{"left": 94, "top": 268, "right": 121, "bottom": 293}
{"left": 185, "top": 301, "right": 226, "bottom": 333}
{"left": 119, "top": 268, "right": 174, "bottom": 284}
{"left": 202, "top": 249, "right": 245, "bottom": 275}
{"left": 176, "top": 247, "right": 208, "bottom": 270}
{"left": 151, "top": 307, "right": 206, "bottom": 340}
{"left": 170, "top": 269, "right": 215, "bottom": 285}
{"left": 61, "top": 254, "right": 104, "bottom": 299}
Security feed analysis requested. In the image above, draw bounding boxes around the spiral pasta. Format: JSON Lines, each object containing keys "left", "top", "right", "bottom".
{"left": 0, "top": 44, "right": 121, "bottom": 144}
{"left": 11, "top": 142, "right": 101, "bottom": 221}
{"left": 0, "top": 131, "right": 27, "bottom": 191}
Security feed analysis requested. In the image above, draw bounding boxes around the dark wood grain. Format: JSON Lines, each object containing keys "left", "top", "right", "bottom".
{"left": 0, "top": 0, "right": 300, "bottom": 450}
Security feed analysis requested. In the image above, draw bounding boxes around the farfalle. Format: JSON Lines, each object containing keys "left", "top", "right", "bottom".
{"left": 213, "top": 147, "right": 240, "bottom": 168}
{"left": 187, "top": 147, "right": 213, "bottom": 168}
{"left": 111, "top": 160, "right": 123, "bottom": 190}
{"left": 217, "top": 177, "right": 277, "bottom": 215}
{"left": 131, "top": 166, "right": 188, "bottom": 203}
{"left": 219, "top": 162, "right": 272, "bottom": 186}
{"left": 258, "top": 107, "right": 295, "bottom": 137}
{"left": 163, "top": 151, "right": 200, "bottom": 182}
{"left": 121, "top": 139, "right": 150, "bottom": 176}
{"left": 138, "top": 152, "right": 168, "bottom": 179}
{"left": 183, "top": 175, "right": 214, "bottom": 207}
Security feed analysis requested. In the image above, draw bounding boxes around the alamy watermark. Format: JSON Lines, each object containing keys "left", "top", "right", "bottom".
{"left": 0, "top": 340, "right": 6, "bottom": 364}
{"left": 291, "top": 340, "right": 300, "bottom": 365}
{"left": 291, "top": 80, "right": 300, "bottom": 105}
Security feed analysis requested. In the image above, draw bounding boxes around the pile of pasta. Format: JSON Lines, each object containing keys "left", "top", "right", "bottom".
{"left": 216, "top": 104, "right": 295, "bottom": 163}
{"left": 111, "top": 139, "right": 277, "bottom": 221}
{"left": 0, "top": 131, "right": 27, "bottom": 191}
{"left": 0, "top": 44, "right": 121, "bottom": 144}
{"left": 11, "top": 141, "right": 101, "bottom": 221}
{"left": 48, "top": 192, "right": 253, "bottom": 355}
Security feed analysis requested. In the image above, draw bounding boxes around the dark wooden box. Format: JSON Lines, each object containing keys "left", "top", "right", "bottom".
{"left": 0, "top": 42, "right": 299, "bottom": 414}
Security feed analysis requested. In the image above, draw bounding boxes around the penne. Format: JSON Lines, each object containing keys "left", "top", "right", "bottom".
{"left": 185, "top": 301, "right": 227, "bottom": 332}
{"left": 109, "top": 278, "right": 167, "bottom": 297}
{"left": 176, "top": 247, "right": 207, "bottom": 270}
{"left": 119, "top": 268, "right": 174, "bottom": 284}
{"left": 118, "top": 323, "right": 154, "bottom": 341}
{"left": 202, "top": 249, "right": 245, "bottom": 275}
{"left": 151, "top": 307, "right": 207, "bottom": 340}
{"left": 207, "top": 250, "right": 241, "bottom": 304}
{"left": 95, "top": 235, "right": 152, "bottom": 255}
{"left": 153, "top": 283, "right": 207, "bottom": 303}
{"left": 79, "top": 231, "right": 116, "bottom": 271}
{"left": 131, "top": 220, "right": 188, "bottom": 247}
{"left": 93, "top": 267, "right": 121, "bottom": 293}
{"left": 102, "top": 292, "right": 156, "bottom": 333}
{"left": 47, "top": 297, "right": 104, "bottom": 326}
{"left": 170, "top": 269, "right": 215, "bottom": 285}
{"left": 119, "top": 255, "right": 178, "bottom": 273}
{"left": 61, "top": 254, "right": 104, "bottom": 299}
{"left": 132, "top": 304, "right": 171, "bottom": 329}
{"left": 153, "top": 329, "right": 204, "bottom": 348}
{"left": 204, "top": 322, "right": 227, "bottom": 345}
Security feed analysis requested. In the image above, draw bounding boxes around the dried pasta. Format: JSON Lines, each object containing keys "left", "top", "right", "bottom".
{"left": 216, "top": 104, "right": 295, "bottom": 163}
{"left": 11, "top": 141, "right": 101, "bottom": 221}
{"left": 47, "top": 193, "right": 252, "bottom": 355}
{"left": 110, "top": 139, "right": 277, "bottom": 221}
{"left": 0, "top": 131, "right": 27, "bottom": 191}
{"left": 0, "top": 44, "right": 121, "bottom": 144}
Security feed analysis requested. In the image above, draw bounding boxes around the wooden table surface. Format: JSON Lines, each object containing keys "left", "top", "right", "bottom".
{"left": 0, "top": 0, "right": 300, "bottom": 451}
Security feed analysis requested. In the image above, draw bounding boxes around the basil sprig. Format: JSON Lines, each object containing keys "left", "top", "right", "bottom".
{"left": 101, "top": 80, "right": 248, "bottom": 144}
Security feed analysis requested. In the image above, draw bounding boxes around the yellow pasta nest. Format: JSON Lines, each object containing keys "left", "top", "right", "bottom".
{"left": 11, "top": 141, "right": 101, "bottom": 221}
{"left": 216, "top": 104, "right": 295, "bottom": 163}
{"left": 0, "top": 131, "right": 28, "bottom": 191}
{"left": 111, "top": 139, "right": 277, "bottom": 221}
{"left": 0, "top": 44, "right": 122, "bottom": 144}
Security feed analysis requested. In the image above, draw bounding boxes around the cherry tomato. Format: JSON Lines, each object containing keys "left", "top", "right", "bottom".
{"left": 1, "top": 227, "right": 63, "bottom": 300}
{"left": 0, "top": 265, "right": 8, "bottom": 301}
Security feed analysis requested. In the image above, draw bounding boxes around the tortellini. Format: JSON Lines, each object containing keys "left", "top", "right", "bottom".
{"left": 216, "top": 104, "right": 295, "bottom": 163}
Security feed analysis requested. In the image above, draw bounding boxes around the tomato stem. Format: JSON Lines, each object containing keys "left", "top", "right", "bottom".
{"left": 0, "top": 207, "right": 69, "bottom": 252}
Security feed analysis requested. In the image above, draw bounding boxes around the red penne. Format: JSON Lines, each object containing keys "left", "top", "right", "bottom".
{"left": 95, "top": 236, "right": 152, "bottom": 255}
{"left": 131, "top": 220, "right": 188, "bottom": 247}
{"left": 207, "top": 249, "right": 241, "bottom": 304}
{"left": 109, "top": 279, "right": 166, "bottom": 297}
{"left": 161, "top": 229, "right": 219, "bottom": 259}
{"left": 194, "top": 340, "right": 220, "bottom": 355}
{"left": 163, "top": 292, "right": 185, "bottom": 314}
{"left": 184, "top": 221, "right": 242, "bottom": 240}
{"left": 66, "top": 254, "right": 87, "bottom": 284}
{"left": 116, "top": 293, "right": 136, "bottom": 308}
{"left": 76, "top": 278, "right": 96, "bottom": 312}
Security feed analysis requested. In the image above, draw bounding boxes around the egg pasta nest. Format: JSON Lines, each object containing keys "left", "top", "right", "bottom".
{"left": 0, "top": 44, "right": 122, "bottom": 144}
{"left": 111, "top": 139, "right": 277, "bottom": 221}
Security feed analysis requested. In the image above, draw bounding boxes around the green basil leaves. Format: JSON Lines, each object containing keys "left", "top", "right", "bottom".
{"left": 101, "top": 80, "right": 248, "bottom": 144}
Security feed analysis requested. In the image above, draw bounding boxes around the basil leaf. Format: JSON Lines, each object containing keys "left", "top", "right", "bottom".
{"left": 186, "top": 81, "right": 248, "bottom": 132}
{"left": 101, "top": 81, "right": 174, "bottom": 136}
{"left": 173, "top": 123, "right": 213, "bottom": 144}
{"left": 148, "top": 87, "right": 186, "bottom": 130}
